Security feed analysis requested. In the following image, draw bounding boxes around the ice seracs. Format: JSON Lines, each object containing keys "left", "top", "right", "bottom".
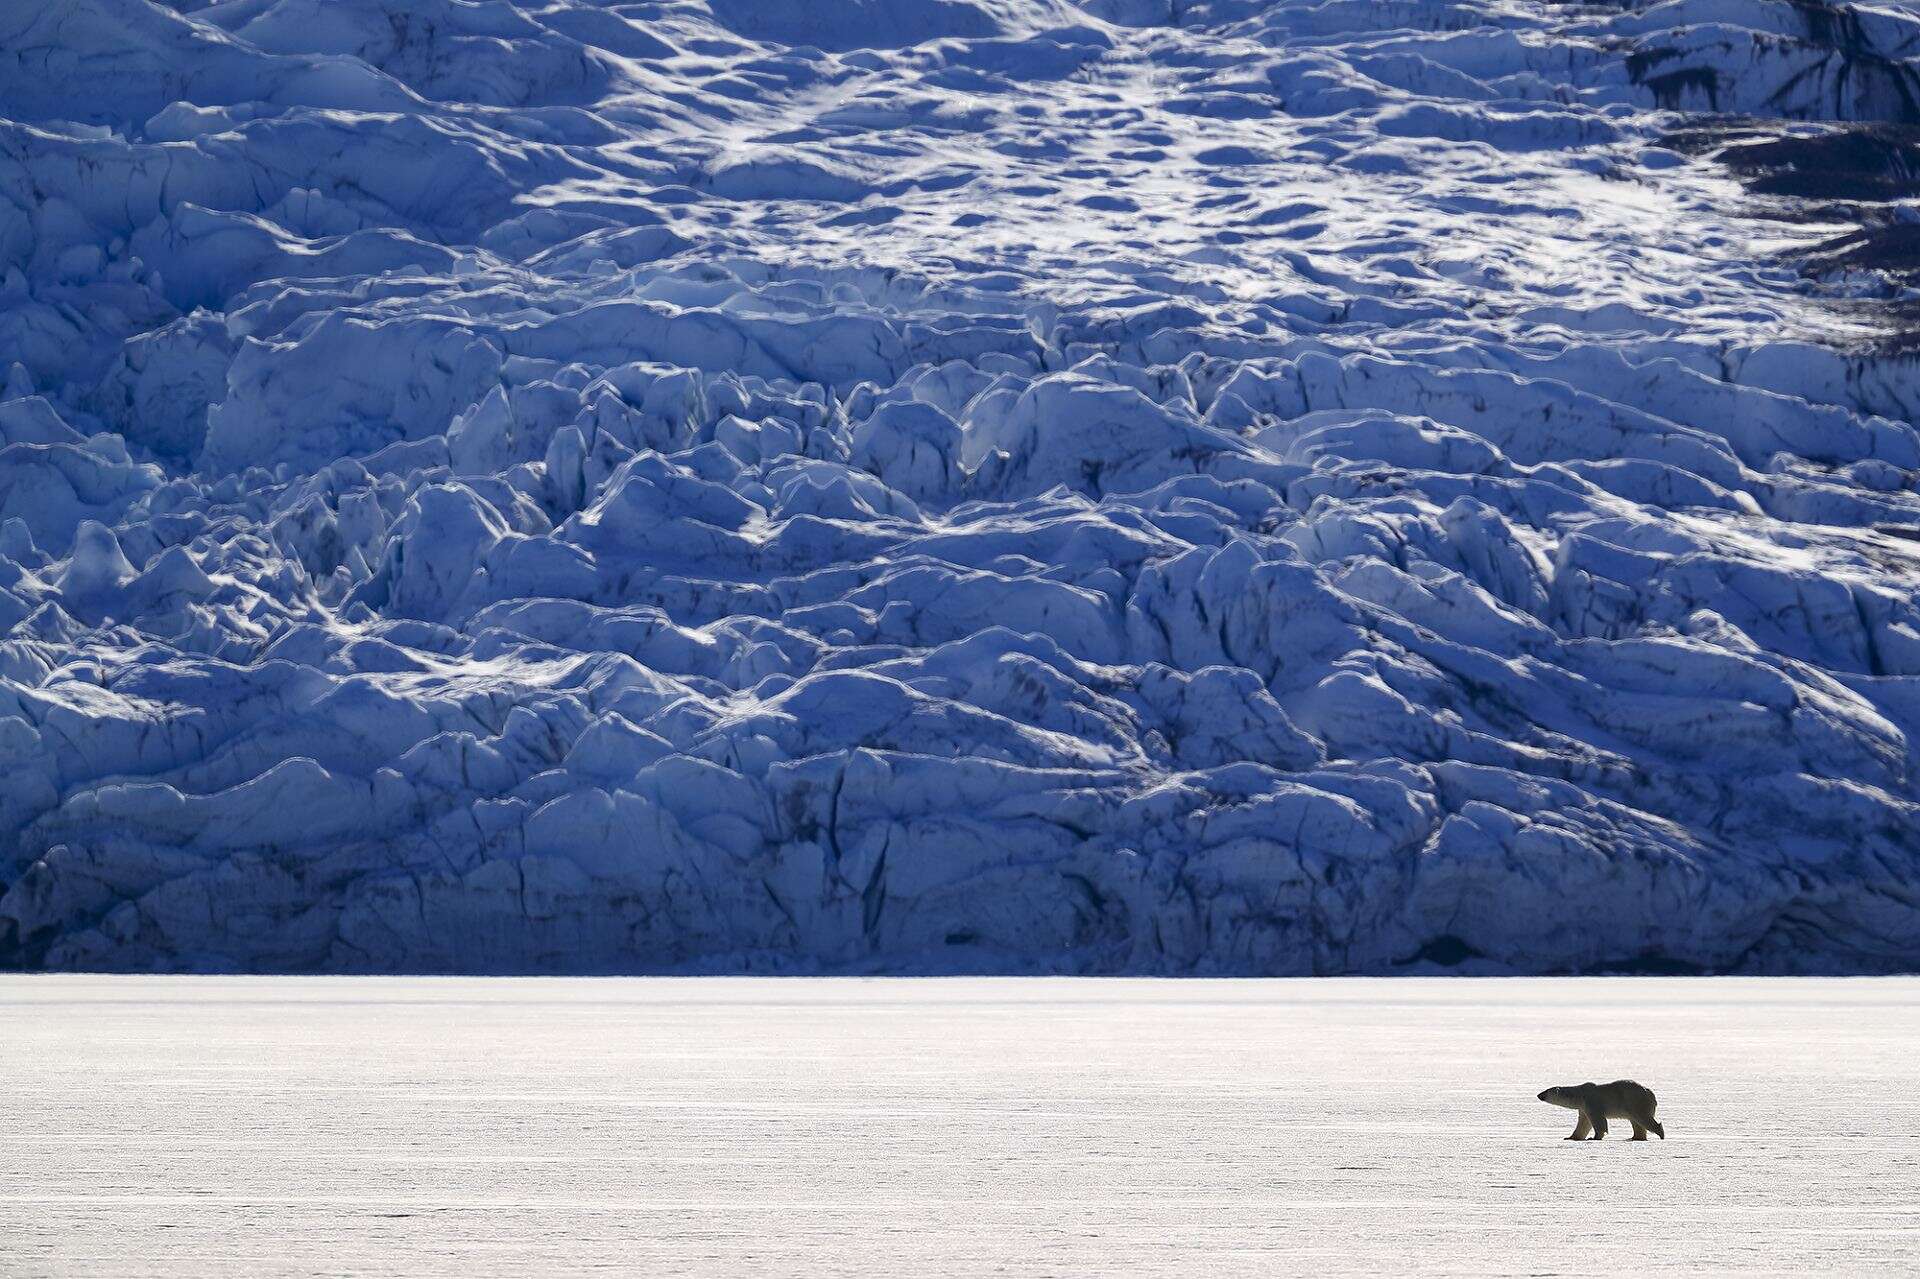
{"left": 1, "top": 0, "right": 1919, "bottom": 974}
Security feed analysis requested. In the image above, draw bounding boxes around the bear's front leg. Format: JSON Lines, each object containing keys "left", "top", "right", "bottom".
{"left": 1566, "top": 1113, "right": 1591, "bottom": 1140}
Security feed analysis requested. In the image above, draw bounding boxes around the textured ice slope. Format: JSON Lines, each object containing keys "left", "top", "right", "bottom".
{"left": 3, "top": 0, "right": 1920, "bottom": 973}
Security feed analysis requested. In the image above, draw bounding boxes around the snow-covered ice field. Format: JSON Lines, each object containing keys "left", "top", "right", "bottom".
{"left": 2, "top": 976, "right": 1917, "bottom": 1275}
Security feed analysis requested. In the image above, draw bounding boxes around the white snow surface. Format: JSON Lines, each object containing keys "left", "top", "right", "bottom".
{"left": 4, "top": 0, "right": 1920, "bottom": 973}
{"left": 3, "top": 976, "right": 1918, "bottom": 1275}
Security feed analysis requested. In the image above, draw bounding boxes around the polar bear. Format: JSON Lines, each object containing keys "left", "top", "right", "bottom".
{"left": 1538, "top": 1081, "right": 1664, "bottom": 1140}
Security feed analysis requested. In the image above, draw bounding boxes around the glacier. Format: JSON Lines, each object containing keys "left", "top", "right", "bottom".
{"left": 3, "top": 0, "right": 1920, "bottom": 974}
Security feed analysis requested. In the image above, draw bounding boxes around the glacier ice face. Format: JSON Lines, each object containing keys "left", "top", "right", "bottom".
{"left": 3, "top": 0, "right": 1920, "bottom": 974}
